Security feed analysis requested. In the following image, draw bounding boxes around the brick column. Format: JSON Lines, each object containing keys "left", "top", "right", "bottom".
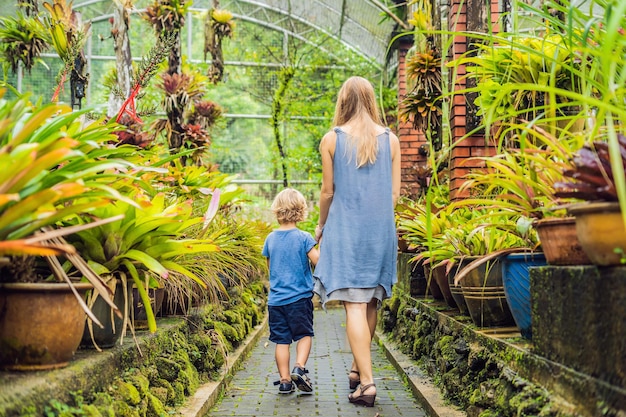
{"left": 448, "top": 0, "right": 501, "bottom": 201}
{"left": 397, "top": 37, "right": 429, "bottom": 199}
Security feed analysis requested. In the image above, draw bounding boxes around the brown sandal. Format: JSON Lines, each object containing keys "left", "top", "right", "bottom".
{"left": 348, "top": 383, "right": 376, "bottom": 407}
{"left": 348, "top": 370, "right": 360, "bottom": 390}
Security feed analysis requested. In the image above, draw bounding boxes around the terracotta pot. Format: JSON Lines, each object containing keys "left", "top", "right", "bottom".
{"left": 431, "top": 264, "right": 457, "bottom": 309}
{"left": 132, "top": 287, "right": 165, "bottom": 330}
{"left": 534, "top": 217, "right": 591, "bottom": 265}
{"left": 457, "top": 257, "right": 515, "bottom": 328}
{"left": 81, "top": 278, "right": 132, "bottom": 349}
{"left": 422, "top": 264, "right": 444, "bottom": 300}
{"left": 160, "top": 287, "right": 193, "bottom": 316}
{"left": 0, "top": 282, "right": 92, "bottom": 370}
{"left": 449, "top": 259, "right": 470, "bottom": 315}
{"left": 568, "top": 202, "right": 626, "bottom": 266}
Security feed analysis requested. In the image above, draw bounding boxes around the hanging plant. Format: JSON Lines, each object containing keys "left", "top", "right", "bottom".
{"left": 189, "top": 100, "right": 223, "bottom": 129}
{"left": 143, "top": 0, "right": 188, "bottom": 33}
{"left": 399, "top": 41, "right": 444, "bottom": 150}
{"left": 406, "top": 50, "right": 441, "bottom": 95}
{"left": 42, "top": 0, "right": 91, "bottom": 103}
{"left": 400, "top": 87, "right": 442, "bottom": 132}
{"left": 0, "top": 12, "right": 49, "bottom": 74}
{"left": 115, "top": 33, "right": 174, "bottom": 124}
{"left": 204, "top": 8, "right": 235, "bottom": 84}
{"left": 181, "top": 123, "right": 211, "bottom": 166}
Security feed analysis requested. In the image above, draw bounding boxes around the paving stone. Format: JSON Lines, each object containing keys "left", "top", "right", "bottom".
{"left": 205, "top": 308, "right": 427, "bottom": 417}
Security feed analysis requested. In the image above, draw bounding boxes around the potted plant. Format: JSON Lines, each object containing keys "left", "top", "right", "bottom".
{"left": 0, "top": 9, "right": 49, "bottom": 77}
{"left": 0, "top": 92, "right": 128, "bottom": 370}
{"left": 396, "top": 185, "right": 454, "bottom": 303}
{"left": 554, "top": 135, "right": 626, "bottom": 266}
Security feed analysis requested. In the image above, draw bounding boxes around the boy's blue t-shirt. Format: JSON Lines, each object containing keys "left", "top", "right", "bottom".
{"left": 262, "top": 228, "right": 317, "bottom": 306}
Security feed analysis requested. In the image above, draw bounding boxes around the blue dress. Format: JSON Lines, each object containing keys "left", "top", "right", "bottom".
{"left": 313, "top": 127, "right": 397, "bottom": 307}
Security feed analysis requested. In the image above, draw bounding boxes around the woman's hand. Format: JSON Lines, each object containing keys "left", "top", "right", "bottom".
{"left": 315, "top": 224, "right": 324, "bottom": 242}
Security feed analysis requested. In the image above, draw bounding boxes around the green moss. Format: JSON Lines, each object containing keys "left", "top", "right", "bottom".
{"left": 113, "top": 400, "right": 139, "bottom": 417}
{"left": 172, "top": 381, "right": 186, "bottom": 404}
{"left": 149, "top": 387, "right": 168, "bottom": 405}
{"left": 113, "top": 381, "right": 141, "bottom": 406}
{"left": 80, "top": 404, "right": 103, "bottom": 417}
{"left": 153, "top": 379, "right": 176, "bottom": 406}
{"left": 128, "top": 372, "right": 151, "bottom": 397}
{"left": 379, "top": 293, "right": 577, "bottom": 416}
{"left": 223, "top": 309, "right": 242, "bottom": 326}
{"left": 1, "top": 277, "right": 268, "bottom": 417}
{"left": 214, "top": 321, "right": 238, "bottom": 347}
{"left": 145, "top": 393, "right": 166, "bottom": 417}
{"left": 155, "top": 357, "right": 182, "bottom": 382}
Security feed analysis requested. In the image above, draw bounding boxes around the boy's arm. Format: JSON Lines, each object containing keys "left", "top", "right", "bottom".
{"left": 307, "top": 247, "right": 320, "bottom": 266}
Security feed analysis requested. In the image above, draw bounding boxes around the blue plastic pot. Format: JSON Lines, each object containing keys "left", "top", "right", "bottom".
{"left": 502, "top": 252, "right": 547, "bottom": 340}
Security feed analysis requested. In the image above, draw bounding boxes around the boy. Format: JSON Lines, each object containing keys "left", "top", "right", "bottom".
{"left": 262, "top": 188, "right": 319, "bottom": 394}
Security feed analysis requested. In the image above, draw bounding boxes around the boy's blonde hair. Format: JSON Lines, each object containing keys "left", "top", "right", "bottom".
{"left": 271, "top": 188, "right": 308, "bottom": 224}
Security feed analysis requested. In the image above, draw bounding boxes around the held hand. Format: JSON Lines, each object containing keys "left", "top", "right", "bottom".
{"left": 315, "top": 224, "right": 324, "bottom": 242}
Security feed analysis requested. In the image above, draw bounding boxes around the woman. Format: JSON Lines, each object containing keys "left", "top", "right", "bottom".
{"left": 313, "top": 76, "right": 401, "bottom": 407}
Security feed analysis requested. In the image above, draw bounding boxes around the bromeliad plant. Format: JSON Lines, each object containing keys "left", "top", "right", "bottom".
{"left": 0, "top": 10, "right": 49, "bottom": 76}
{"left": 415, "top": 206, "right": 537, "bottom": 277}
{"left": 0, "top": 91, "right": 132, "bottom": 259}
{"left": 65, "top": 188, "right": 223, "bottom": 332}
{"left": 400, "top": 0, "right": 444, "bottom": 150}
{"left": 554, "top": 134, "right": 626, "bottom": 202}
{"left": 0, "top": 91, "right": 139, "bottom": 322}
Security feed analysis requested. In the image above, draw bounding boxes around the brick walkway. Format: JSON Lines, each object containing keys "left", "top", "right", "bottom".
{"left": 206, "top": 308, "right": 427, "bottom": 417}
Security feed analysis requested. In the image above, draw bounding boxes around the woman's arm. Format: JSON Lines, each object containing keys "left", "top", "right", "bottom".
{"left": 389, "top": 132, "right": 401, "bottom": 207}
{"left": 316, "top": 130, "right": 336, "bottom": 241}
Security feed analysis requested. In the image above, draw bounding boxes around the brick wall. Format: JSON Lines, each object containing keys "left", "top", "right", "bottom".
{"left": 395, "top": 0, "right": 501, "bottom": 201}
{"left": 447, "top": 0, "right": 501, "bottom": 200}
{"left": 397, "top": 37, "right": 429, "bottom": 199}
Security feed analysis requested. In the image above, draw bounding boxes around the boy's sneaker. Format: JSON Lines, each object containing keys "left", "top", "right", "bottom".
{"left": 274, "top": 379, "right": 295, "bottom": 394}
{"left": 290, "top": 367, "right": 313, "bottom": 393}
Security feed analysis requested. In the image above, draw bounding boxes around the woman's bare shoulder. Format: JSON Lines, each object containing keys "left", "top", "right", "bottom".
{"left": 320, "top": 130, "right": 337, "bottom": 146}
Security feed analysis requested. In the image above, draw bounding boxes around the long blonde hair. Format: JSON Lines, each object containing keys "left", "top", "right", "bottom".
{"left": 332, "top": 76, "right": 382, "bottom": 167}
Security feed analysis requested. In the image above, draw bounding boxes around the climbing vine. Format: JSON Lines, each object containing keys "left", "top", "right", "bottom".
{"left": 271, "top": 66, "right": 296, "bottom": 187}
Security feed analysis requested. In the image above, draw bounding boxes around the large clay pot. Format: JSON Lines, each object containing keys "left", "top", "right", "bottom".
{"left": 449, "top": 258, "right": 470, "bottom": 315}
{"left": 534, "top": 217, "right": 591, "bottom": 265}
{"left": 408, "top": 258, "right": 428, "bottom": 297}
{"left": 501, "top": 252, "right": 547, "bottom": 340}
{"left": 458, "top": 257, "right": 515, "bottom": 328}
{"left": 81, "top": 278, "right": 132, "bottom": 349}
{"left": 422, "top": 263, "right": 444, "bottom": 300}
{"left": 0, "top": 282, "right": 92, "bottom": 370}
{"left": 432, "top": 264, "right": 457, "bottom": 309}
{"left": 568, "top": 202, "right": 626, "bottom": 266}
{"left": 132, "top": 287, "right": 165, "bottom": 330}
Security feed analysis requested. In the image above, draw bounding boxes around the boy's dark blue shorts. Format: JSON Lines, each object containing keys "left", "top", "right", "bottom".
{"left": 268, "top": 297, "right": 314, "bottom": 344}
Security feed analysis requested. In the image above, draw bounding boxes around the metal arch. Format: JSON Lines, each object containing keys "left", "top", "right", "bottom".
{"left": 72, "top": 0, "right": 393, "bottom": 66}
{"left": 202, "top": 0, "right": 391, "bottom": 66}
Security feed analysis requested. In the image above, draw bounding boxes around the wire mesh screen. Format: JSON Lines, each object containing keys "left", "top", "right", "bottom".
{"left": 3, "top": 0, "right": 389, "bottom": 191}
{"left": 233, "top": 179, "right": 321, "bottom": 224}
